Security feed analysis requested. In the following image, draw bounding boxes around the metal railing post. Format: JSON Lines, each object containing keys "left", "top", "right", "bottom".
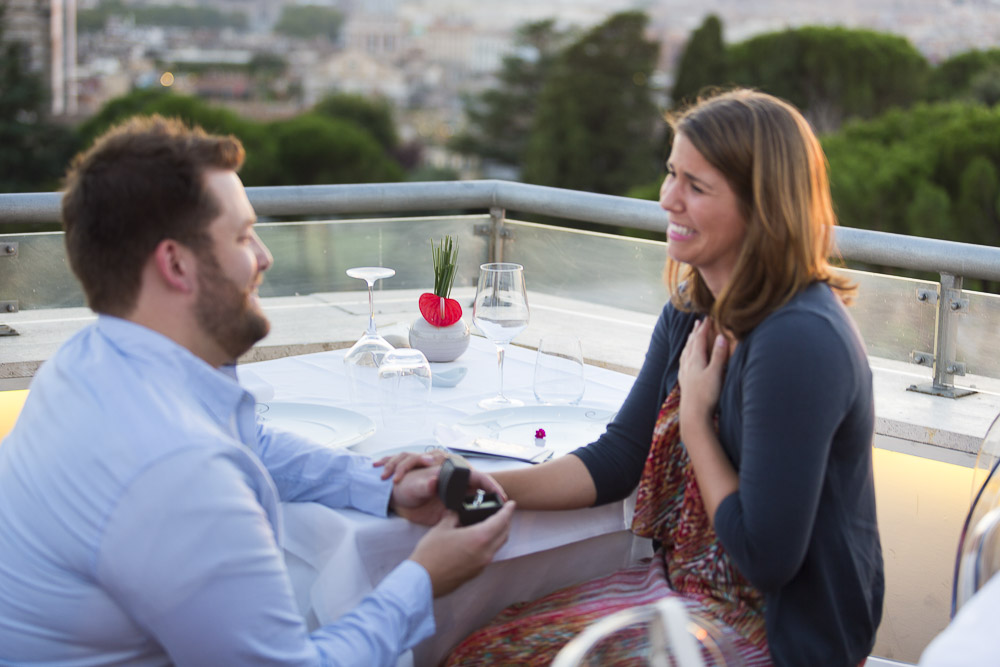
{"left": 908, "top": 272, "right": 973, "bottom": 398}
{"left": 0, "top": 242, "right": 19, "bottom": 337}
{"left": 487, "top": 206, "right": 508, "bottom": 263}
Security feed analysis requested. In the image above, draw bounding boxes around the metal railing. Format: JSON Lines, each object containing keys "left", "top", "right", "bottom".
{"left": 4, "top": 180, "right": 1000, "bottom": 397}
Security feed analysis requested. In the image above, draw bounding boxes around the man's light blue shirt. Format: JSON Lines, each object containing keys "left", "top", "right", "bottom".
{"left": 0, "top": 316, "right": 434, "bottom": 665}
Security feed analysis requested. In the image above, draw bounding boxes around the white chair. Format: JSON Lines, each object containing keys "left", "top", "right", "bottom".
{"left": 551, "top": 597, "right": 736, "bottom": 667}
{"left": 952, "top": 411, "right": 1000, "bottom": 615}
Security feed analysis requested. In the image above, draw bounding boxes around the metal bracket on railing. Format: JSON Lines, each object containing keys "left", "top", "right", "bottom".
{"left": 908, "top": 273, "right": 974, "bottom": 398}
{"left": 1, "top": 242, "right": 18, "bottom": 336}
{"left": 915, "top": 287, "right": 938, "bottom": 305}
{"left": 474, "top": 206, "right": 513, "bottom": 263}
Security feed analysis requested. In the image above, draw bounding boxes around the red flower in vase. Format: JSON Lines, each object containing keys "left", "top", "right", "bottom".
{"left": 419, "top": 293, "right": 463, "bottom": 327}
{"left": 420, "top": 236, "right": 463, "bottom": 327}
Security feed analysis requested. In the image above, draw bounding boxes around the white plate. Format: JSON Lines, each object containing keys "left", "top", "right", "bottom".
{"left": 454, "top": 405, "right": 617, "bottom": 455}
{"left": 255, "top": 401, "right": 375, "bottom": 449}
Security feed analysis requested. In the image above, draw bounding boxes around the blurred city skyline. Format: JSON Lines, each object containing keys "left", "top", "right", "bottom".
{"left": 4, "top": 0, "right": 1000, "bottom": 193}
{"left": 9, "top": 0, "right": 1000, "bottom": 125}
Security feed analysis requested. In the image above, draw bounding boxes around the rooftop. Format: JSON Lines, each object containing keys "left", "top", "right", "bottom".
{"left": 4, "top": 180, "right": 1000, "bottom": 663}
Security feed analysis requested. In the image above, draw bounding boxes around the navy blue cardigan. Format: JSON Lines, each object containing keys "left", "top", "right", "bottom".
{"left": 575, "top": 283, "right": 884, "bottom": 666}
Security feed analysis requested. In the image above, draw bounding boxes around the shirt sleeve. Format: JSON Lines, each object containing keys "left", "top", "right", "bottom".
{"left": 574, "top": 304, "right": 686, "bottom": 505}
{"left": 713, "top": 311, "right": 857, "bottom": 592}
{"left": 252, "top": 422, "right": 392, "bottom": 517}
{"left": 95, "top": 447, "right": 434, "bottom": 667}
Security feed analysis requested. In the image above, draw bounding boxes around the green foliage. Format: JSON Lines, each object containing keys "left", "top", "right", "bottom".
{"left": 968, "top": 66, "right": 1000, "bottom": 106}
{"left": 823, "top": 102, "right": 1000, "bottom": 246}
{"left": 450, "top": 20, "right": 573, "bottom": 170}
{"left": 313, "top": 93, "right": 398, "bottom": 151}
{"left": 671, "top": 14, "right": 727, "bottom": 107}
{"left": 928, "top": 49, "right": 1000, "bottom": 102}
{"left": 268, "top": 114, "right": 403, "bottom": 186}
{"left": 406, "top": 165, "right": 460, "bottom": 182}
{"left": 626, "top": 181, "right": 661, "bottom": 201}
{"left": 955, "top": 156, "right": 1000, "bottom": 245}
{"left": 78, "top": 0, "right": 246, "bottom": 32}
{"left": 523, "top": 11, "right": 661, "bottom": 195}
{"left": 74, "top": 88, "right": 408, "bottom": 188}
{"left": 73, "top": 90, "right": 276, "bottom": 184}
{"left": 430, "top": 236, "right": 459, "bottom": 298}
{"left": 274, "top": 5, "right": 343, "bottom": 41}
{"left": 726, "top": 26, "right": 928, "bottom": 131}
{"left": 0, "top": 7, "right": 77, "bottom": 193}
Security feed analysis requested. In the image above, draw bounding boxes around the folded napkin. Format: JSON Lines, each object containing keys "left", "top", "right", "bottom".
{"left": 434, "top": 422, "right": 552, "bottom": 464}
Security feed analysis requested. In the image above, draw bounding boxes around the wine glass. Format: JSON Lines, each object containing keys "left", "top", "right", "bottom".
{"left": 533, "top": 335, "right": 585, "bottom": 405}
{"left": 377, "top": 348, "right": 432, "bottom": 431}
{"left": 343, "top": 266, "right": 396, "bottom": 403}
{"left": 473, "top": 263, "right": 529, "bottom": 409}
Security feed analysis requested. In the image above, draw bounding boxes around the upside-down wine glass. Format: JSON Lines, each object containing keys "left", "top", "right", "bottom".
{"left": 343, "top": 266, "right": 396, "bottom": 403}
{"left": 473, "top": 262, "right": 529, "bottom": 410}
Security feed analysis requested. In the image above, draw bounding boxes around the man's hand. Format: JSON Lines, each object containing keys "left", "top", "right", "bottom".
{"left": 376, "top": 449, "right": 452, "bottom": 482}
{"left": 408, "top": 501, "right": 516, "bottom": 598}
{"left": 383, "top": 452, "right": 508, "bottom": 527}
{"left": 388, "top": 466, "right": 446, "bottom": 526}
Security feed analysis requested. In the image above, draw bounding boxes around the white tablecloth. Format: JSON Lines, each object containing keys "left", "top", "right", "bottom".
{"left": 244, "top": 334, "right": 651, "bottom": 666}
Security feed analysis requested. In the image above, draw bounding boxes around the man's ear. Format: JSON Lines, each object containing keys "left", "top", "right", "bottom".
{"left": 151, "top": 239, "right": 197, "bottom": 294}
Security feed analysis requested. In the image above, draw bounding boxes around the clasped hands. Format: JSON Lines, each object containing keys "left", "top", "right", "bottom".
{"left": 377, "top": 449, "right": 515, "bottom": 597}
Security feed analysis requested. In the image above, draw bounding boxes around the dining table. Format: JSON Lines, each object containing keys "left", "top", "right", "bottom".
{"left": 240, "top": 333, "right": 653, "bottom": 666}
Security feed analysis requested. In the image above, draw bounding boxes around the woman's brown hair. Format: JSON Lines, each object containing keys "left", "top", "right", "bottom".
{"left": 663, "top": 89, "right": 853, "bottom": 339}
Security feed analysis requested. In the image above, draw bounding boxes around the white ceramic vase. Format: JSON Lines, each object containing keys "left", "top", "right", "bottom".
{"left": 409, "top": 317, "right": 470, "bottom": 362}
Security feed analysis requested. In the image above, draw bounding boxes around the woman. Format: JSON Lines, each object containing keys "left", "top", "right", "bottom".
{"left": 383, "top": 89, "right": 884, "bottom": 666}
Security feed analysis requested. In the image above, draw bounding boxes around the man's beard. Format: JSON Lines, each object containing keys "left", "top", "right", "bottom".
{"left": 193, "top": 250, "right": 270, "bottom": 362}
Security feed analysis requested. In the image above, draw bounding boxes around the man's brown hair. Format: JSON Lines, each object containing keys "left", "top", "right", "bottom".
{"left": 61, "top": 115, "right": 245, "bottom": 315}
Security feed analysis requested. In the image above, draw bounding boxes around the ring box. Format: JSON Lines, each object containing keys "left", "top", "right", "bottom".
{"left": 438, "top": 458, "right": 504, "bottom": 525}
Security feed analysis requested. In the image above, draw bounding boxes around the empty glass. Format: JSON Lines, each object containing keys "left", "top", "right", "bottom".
{"left": 377, "top": 348, "right": 432, "bottom": 431}
{"left": 473, "top": 263, "right": 529, "bottom": 409}
{"left": 533, "top": 335, "right": 585, "bottom": 405}
{"left": 343, "top": 267, "right": 395, "bottom": 403}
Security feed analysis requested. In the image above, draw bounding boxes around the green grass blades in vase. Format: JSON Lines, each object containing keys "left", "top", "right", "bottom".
{"left": 409, "top": 236, "right": 471, "bottom": 362}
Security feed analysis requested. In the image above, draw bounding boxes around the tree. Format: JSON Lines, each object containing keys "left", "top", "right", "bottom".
{"left": 449, "top": 20, "right": 572, "bottom": 172}
{"left": 726, "top": 26, "right": 929, "bottom": 132}
{"left": 928, "top": 49, "right": 1000, "bottom": 102}
{"left": 954, "top": 156, "right": 1000, "bottom": 246}
{"left": 822, "top": 102, "right": 1000, "bottom": 247}
{"left": 670, "top": 14, "right": 727, "bottom": 107}
{"left": 274, "top": 5, "right": 343, "bottom": 42}
{"left": 75, "top": 90, "right": 277, "bottom": 185}
{"left": 268, "top": 114, "right": 403, "bottom": 186}
{"left": 968, "top": 66, "right": 1000, "bottom": 107}
{"left": 0, "top": 6, "right": 77, "bottom": 194}
{"left": 313, "top": 93, "right": 398, "bottom": 152}
{"left": 522, "top": 11, "right": 661, "bottom": 195}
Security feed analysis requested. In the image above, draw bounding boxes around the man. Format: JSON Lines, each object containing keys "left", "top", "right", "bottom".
{"left": 0, "top": 116, "right": 515, "bottom": 665}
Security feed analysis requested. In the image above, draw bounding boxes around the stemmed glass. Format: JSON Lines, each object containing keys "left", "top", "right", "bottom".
{"left": 343, "top": 266, "right": 396, "bottom": 403}
{"left": 473, "top": 262, "right": 529, "bottom": 409}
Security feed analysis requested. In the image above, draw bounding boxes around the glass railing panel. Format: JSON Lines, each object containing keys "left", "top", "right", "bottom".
{"left": 256, "top": 215, "right": 490, "bottom": 297}
{"left": 958, "top": 290, "right": 1000, "bottom": 379}
{"left": 0, "top": 215, "right": 491, "bottom": 310}
{"left": 0, "top": 232, "right": 83, "bottom": 309}
{"left": 503, "top": 220, "right": 670, "bottom": 314}
{"left": 504, "top": 221, "right": 938, "bottom": 367}
{"left": 837, "top": 268, "right": 937, "bottom": 364}
{"left": 0, "top": 218, "right": 981, "bottom": 380}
